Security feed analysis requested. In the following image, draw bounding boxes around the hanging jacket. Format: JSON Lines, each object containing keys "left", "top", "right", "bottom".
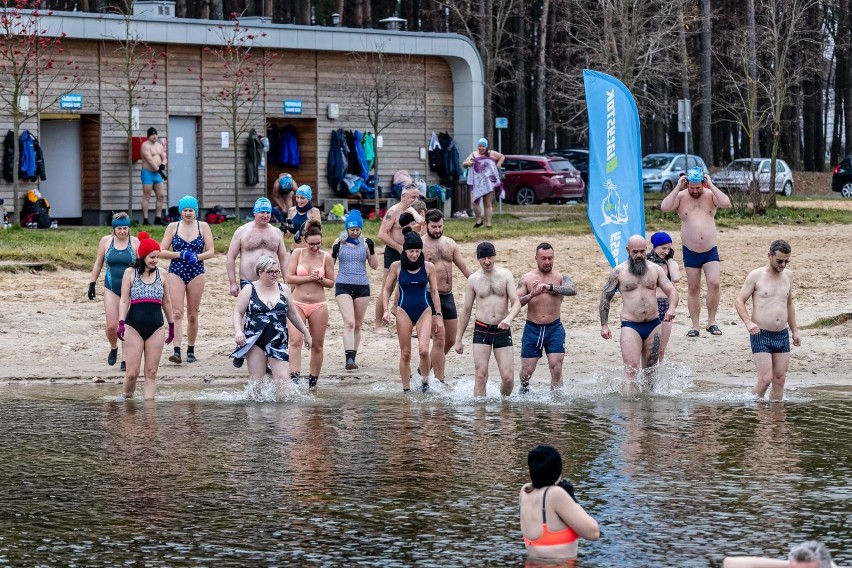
{"left": 428, "top": 131, "right": 443, "bottom": 176}
{"left": 246, "top": 128, "right": 263, "bottom": 186}
{"left": 19, "top": 130, "right": 36, "bottom": 180}
{"left": 344, "top": 130, "right": 363, "bottom": 178}
{"left": 362, "top": 132, "right": 375, "bottom": 170}
{"left": 327, "top": 129, "right": 348, "bottom": 192}
{"left": 282, "top": 125, "right": 300, "bottom": 167}
{"left": 3, "top": 130, "right": 14, "bottom": 183}
{"left": 353, "top": 130, "right": 370, "bottom": 180}
{"left": 267, "top": 125, "right": 281, "bottom": 166}
{"left": 33, "top": 135, "right": 46, "bottom": 181}
{"left": 438, "top": 132, "right": 463, "bottom": 181}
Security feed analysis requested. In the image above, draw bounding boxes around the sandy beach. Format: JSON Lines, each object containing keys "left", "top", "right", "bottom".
{"left": 2, "top": 223, "right": 851, "bottom": 391}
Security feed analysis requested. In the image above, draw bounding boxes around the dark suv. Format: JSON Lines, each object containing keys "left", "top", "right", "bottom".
{"left": 832, "top": 156, "right": 852, "bottom": 197}
{"left": 502, "top": 155, "right": 586, "bottom": 205}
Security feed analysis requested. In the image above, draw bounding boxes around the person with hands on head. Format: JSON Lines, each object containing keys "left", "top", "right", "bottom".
{"left": 272, "top": 173, "right": 295, "bottom": 216}
{"left": 232, "top": 255, "right": 311, "bottom": 383}
{"left": 117, "top": 232, "right": 174, "bottom": 400}
{"left": 380, "top": 230, "right": 444, "bottom": 393}
{"left": 375, "top": 182, "right": 424, "bottom": 333}
{"left": 158, "top": 196, "right": 214, "bottom": 365}
{"left": 87, "top": 212, "right": 139, "bottom": 372}
{"left": 645, "top": 231, "right": 681, "bottom": 361}
{"left": 454, "top": 242, "right": 521, "bottom": 397}
{"left": 734, "top": 239, "right": 801, "bottom": 401}
{"left": 520, "top": 445, "right": 600, "bottom": 561}
{"left": 599, "top": 235, "right": 679, "bottom": 390}
{"left": 331, "top": 209, "right": 379, "bottom": 370}
{"left": 660, "top": 165, "right": 731, "bottom": 338}
{"left": 285, "top": 220, "right": 334, "bottom": 389}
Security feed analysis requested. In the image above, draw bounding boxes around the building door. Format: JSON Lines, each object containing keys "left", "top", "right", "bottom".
{"left": 168, "top": 116, "right": 198, "bottom": 207}
{"left": 39, "top": 119, "right": 82, "bottom": 218}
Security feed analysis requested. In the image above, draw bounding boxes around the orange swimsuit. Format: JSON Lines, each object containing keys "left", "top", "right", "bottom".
{"left": 293, "top": 255, "right": 327, "bottom": 318}
{"left": 523, "top": 486, "right": 579, "bottom": 547}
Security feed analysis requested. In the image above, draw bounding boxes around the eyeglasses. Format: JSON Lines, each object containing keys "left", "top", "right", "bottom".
{"left": 307, "top": 242, "right": 322, "bottom": 248}
{"left": 265, "top": 270, "right": 281, "bottom": 276}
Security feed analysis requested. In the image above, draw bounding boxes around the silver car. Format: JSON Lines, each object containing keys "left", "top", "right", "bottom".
{"left": 642, "top": 153, "right": 708, "bottom": 192}
{"left": 711, "top": 158, "right": 794, "bottom": 196}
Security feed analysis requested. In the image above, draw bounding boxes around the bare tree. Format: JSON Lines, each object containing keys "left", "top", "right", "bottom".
{"left": 99, "top": 6, "right": 163, "bottom": 215}
{"left": 0, "top": 0, "right": 81, "bottom": 221}
{"left": 203, "top": 14, "right": 271, "bottom": 216}
{"left": 344, "top": 39, "right": 423, "bottom": 210}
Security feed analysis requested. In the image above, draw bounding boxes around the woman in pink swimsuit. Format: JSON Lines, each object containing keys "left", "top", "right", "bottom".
{"left": 285, "top": 219, "right": 335, "bottom": 388}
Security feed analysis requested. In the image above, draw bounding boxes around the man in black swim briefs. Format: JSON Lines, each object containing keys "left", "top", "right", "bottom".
{"left": 600, "top": 235, "right": 679, "bottom": 388}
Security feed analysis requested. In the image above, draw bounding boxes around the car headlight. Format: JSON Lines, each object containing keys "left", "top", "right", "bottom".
{"left": 648, "top": 173, "right": 661, "bottom": 181}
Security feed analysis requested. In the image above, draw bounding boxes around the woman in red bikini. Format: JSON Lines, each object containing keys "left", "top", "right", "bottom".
{"left": 285, "top": 219, "right": 334, "bottom": 389}
{"left": 519, "top": 445, "right": 600, "bottom": 561}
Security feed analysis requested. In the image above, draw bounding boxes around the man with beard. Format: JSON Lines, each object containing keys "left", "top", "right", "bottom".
{"left": 422, "top": 209, "right": 473, "bottom": 383}
{"left": 600, "top": 235, "right": 678, "bottom": 384}
{"left": 454, "top": 242, "right": 521, "bottom": 397}
{"left": 734, "top": 239, "right": 800, "bottom": 401}
{"left": 660, "top": 166, "right": 731, "bottom": 338}
{"left": 517, "top": 243, "right": 577, "bottom": 393}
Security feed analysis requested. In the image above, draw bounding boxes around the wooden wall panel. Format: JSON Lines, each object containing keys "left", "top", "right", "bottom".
{"left": 167, "top": 45, "right": 203, "bottom": 115}
{"left": 81, "top": 115, "right": 101, "bottom": 210}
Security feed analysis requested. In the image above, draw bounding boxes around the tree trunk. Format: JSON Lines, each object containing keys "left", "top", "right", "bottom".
{"left": 698, "top": 0, "right": 713, "bottom": 165}
{"left": 362, "top": 0, "right": 372, "bottom": 27}
{"left": 480, "top": 0, "right": 494, "bottom": 144}
{"left": 510, "top": 3, "right": 527, "bottom": 153}
{"left": 12, "top": 110, "right": 20, "bottom": 224}
{"left": 533, "top": 0, "right": 550, "bottom": 154}
{"left": 746, "top": 0, "right": 759, "bottom": 156}
{"left": 297, "top": 1, "right": 310, "bottom": 25}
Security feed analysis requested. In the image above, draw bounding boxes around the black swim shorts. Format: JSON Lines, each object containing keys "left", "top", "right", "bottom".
{"left": 472, "top": 320, "right": 512, "bottom": 348}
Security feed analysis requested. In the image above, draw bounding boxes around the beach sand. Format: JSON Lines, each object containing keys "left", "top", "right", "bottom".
{"left": 2, "top": 223, "right": 850, "bottom": 392}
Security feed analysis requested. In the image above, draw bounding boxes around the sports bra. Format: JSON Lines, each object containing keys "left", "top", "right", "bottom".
{"left": 523, "top": 486, "right": 579, "bottom": 547}
{"left": 296, "top": 252, "right": 327, "bottom": 278}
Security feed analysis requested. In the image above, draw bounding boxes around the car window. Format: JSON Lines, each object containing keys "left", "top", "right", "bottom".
{"left": 642, "top": 156, "right": 671, "bottom": 169}
{"left": 671, "top": 157, "right": 686, "bottom": 172}
{"left": 685, "top": 156, "right": 705, "bottom": 169}
{"left": 760, "top": 161, "right": 771, "bottom": 172}
{"left": 520, "top": 160, "right": 545, "bottom": 171}
{"left": 548, "top": 159, "right": 576, "bottom": 171}
{"left": 775, "top": 161, "right": 787, "bottom": 173}
{"left": 727, "top": 161, "right": 757, "bottom": 172}
{"left": 502, "top": 159, "right": 520, "bottom": 172}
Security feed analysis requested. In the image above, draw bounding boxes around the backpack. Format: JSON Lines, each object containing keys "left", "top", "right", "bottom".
{"left": 205, "top": 205, "right": 229, "bottom": 224}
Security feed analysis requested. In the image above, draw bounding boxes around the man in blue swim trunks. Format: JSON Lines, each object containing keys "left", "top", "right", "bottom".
{"left": 517, "top": 243, "right": 577, "bottom": 393}
{"left": 660, "top": 166, "right": 731, "bottom": 338}
{"left": 600, "top": 235, "right": 679, "bottom": 387}
{"left": 140, "top": 127, "right": 168, "bottom": 226}
{"left": 734, "top": 239, "right": 800, "bottom": 401}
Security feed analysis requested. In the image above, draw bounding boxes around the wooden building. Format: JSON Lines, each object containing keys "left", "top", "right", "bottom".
{"left": 0, "top": 6, "right": 484, "bottom": 224}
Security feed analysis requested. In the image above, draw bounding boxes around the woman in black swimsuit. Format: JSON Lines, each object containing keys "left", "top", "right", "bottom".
{"left": 117, "top": 232, "right": 174, "bottom": 400}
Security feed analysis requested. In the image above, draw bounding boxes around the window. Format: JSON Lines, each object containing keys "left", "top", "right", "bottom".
{"left": 519, "top": 160, "right": 545, "bottom": 171}
{"left": 502, "top": 159, "right": 520, "bottom": 172}
{"left": 548, "top": 159, "right": 576, "bottom": 172}
{"left": 671, "top": 157, "right": 686, "bottom": 172}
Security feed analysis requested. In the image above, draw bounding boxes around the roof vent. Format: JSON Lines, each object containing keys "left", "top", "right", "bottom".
{"left": 378, "top": 16, "right": 406, "bottom": 30}
{"left": 132, "top": 1, "right": 176, "bottom": 18}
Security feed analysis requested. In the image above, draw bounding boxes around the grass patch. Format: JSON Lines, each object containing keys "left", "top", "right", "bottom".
{"left": 802, "top": 313, "right": 852, "bottom": 330}
{"left": 2, "top": 201, "right": 851, "bottom": 272}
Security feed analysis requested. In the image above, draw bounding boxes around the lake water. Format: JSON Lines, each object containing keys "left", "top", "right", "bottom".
{"left": 0, "top": 377, "right": 849, "bottom": 567}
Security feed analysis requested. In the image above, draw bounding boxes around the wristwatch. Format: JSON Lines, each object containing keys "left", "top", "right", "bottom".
{"left": 435, "top": 312, "right": 443, "bottom": 317}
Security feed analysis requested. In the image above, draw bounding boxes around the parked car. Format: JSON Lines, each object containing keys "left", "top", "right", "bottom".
{"left": 544, "top": 148, "right": 589, "bottom": 184}
{"left": 641, "top": 153, "right": 708, "bottom": 192}
{"left": 501, "top": 155, "right": 586, "bottom": 205}
{"left": 832, "top": 156, "right": 852, "bottom": 197}
{"left": 711, "top": 158, "right": 794, "bottom": 196}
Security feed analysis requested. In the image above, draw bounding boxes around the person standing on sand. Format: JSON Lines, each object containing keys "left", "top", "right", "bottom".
{"left": 734, "top": 239, "right": 801, "bottom": 401}
{"left": 660, "top": 166, "right": 731, "bottom": 338}
{"left": 454, "top": 242, "right": 521, "bottom": 397}
{"left": 517, "top": 243, "right": 577, "bottom": 394}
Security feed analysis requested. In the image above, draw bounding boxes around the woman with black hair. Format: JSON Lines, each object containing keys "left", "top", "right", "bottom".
{"left": 519, "top": 445, "right": 600, "bottom": 560}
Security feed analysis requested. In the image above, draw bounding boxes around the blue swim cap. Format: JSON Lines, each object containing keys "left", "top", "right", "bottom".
{"left": 178, "top": 195, "right": 198, "bottom": 216}
{"left": 253, "top": 197, "right": 272, "bottom": 214}
{"left": 650, "top": 231, "right": 672, "bottom": 248}
{"left": 478, "top": 138, "right": 488, "bottom": 147}
{"left": 279, "top": 174, "right": 293, "bottom": 190}
{"left": 295, "top": 185, "right": 312, "bottom": 200}
{"left": 345, "top": 209, "right": 364, "bottom": 230}
{"left": 687, "top": 166, "right": 704, "bottom": 184}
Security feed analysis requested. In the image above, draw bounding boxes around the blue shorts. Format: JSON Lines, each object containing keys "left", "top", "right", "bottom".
{"left": 141, "top": 168, "right": 164, "bottom": 186}
{"left": 521, "top": 319, "right": 566, "bottom": 358}
{"left": 750, "top": 328, "right": 790, "bottom": 354}
{"left": 682, "top": 245, "right": 720, "bottom": 268}
{"left": 621, "top": 319, "right": 662, "bottom": 341}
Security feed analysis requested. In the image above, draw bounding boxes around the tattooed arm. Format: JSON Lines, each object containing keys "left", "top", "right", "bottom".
{"left": 600, "top": 268, "right": 619, "bottom": 339}
{"left": 548, "top": 274, "right": 577, "bottom": 296}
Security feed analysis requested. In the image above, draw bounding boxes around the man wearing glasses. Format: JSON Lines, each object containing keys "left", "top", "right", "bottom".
{"left": 734, "top": 239, "right": 801, "bottom": 401}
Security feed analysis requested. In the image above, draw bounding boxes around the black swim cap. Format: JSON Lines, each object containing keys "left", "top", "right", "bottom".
{"left": 528, "top": 445, "right": 562, "bottom": 488}
{"left": 403, "top": 231, "right": 423, "bottom": 251}
{"left": 399, "top": 212, "right": 415, "bottom": 227}
{"left": 147, "top": 127, "right": 158, "bottom": 137}
{"left": 476, "top": 241, "right": 496, "bottom": 259}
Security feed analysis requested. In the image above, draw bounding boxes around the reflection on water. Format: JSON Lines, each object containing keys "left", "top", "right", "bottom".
{"left": 0, "top": 383, "right": 849, "bottom": 567}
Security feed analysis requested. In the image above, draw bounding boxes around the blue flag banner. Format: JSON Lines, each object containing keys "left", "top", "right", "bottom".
{"left": 583, "top": 69, "right": 645, "bottom": 267}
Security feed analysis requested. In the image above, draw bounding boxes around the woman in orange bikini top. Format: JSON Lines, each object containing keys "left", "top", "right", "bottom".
{"left": 284, "top": 219, "right": 334, "bottom": 389}
{"left": 519, "top": 445, "right": 600, "bottom": 560}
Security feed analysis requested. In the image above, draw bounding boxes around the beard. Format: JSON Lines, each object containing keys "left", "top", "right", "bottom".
{"left": 427, "top": 229, "right": 443, "bottom": 240}
{"left": 538, "top": 264, "right": 552, "bottom": 273}
{"left": 628, "top": 256, "right": 648, "bottom": 276}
